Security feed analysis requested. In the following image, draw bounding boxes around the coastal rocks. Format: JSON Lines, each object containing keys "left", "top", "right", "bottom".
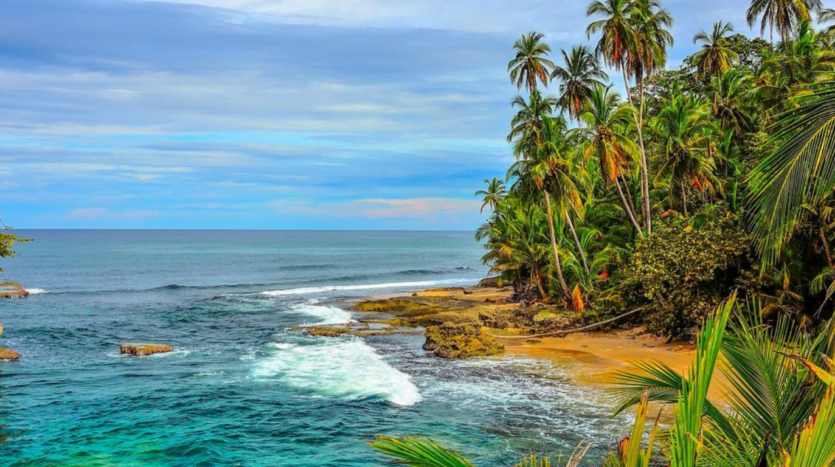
{"left": 423, "top": 323, "right": 504, "bottom": 359}
{"left": 0, "top": 347, "right": 21, "bottom": 360}
{"left": 0, "top": 318, "right": 21, "bottom": 360}
{"left": 0, "top": 282, "right": 28, "bottom": 299}
{"left": 120, "top": 343, "right": 173, "bottom": 357}
{"left": 477, "top": 276, "right": 502, "bottom": 288}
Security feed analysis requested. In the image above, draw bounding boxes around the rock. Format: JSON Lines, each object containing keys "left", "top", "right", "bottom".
{"left": 306, "top": 327, "right": 350, "bottom": 337}
{"left": 477, "top": 276, "right": 502, "bottom": 288}
{"left": 0, "top": 282, "right": 28, "bottom": 299}
{"left": 423, "top": 322, "right": 504, "bottom": 359}
{"left": 0, "top": 347, "right": 21, "bottom": 360}
{"left": 120, "top": 343, "right": 173, "bottom": 357}
{"left": 462, "top": 289, "right": 473, "bottom": 295}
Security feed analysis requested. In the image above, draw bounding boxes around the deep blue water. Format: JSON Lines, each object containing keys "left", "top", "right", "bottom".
{"left": 0, "top": 230, "right": 627, "bottom": 466}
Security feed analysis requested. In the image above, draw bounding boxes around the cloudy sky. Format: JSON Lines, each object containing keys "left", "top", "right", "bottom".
{"left": 2, "top": 0, "right": 752, "bottom": 229}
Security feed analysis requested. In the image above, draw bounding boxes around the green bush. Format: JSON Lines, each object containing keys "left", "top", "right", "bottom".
{"left": 626, "top": 207, "right": 752, "bottom": 337}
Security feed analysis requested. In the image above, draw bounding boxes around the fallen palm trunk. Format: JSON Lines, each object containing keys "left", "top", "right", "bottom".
{"left": 498, "top": 307, "right": 646, "bottom": 340}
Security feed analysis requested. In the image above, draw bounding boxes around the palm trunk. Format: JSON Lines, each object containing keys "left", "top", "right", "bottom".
{"left": 623, "top": 65, "right": 652, "bottom": 235}
{"left": 616, "top": 178, "right": 645, "bottom": 238}
{"left": 620, "top": 173, "right": 640, "bottom": 224}
{"left": 566, "top": 213, "right": 590, "bottom": 276}
{"left": 637, "top": 74, "right": 652, "bottom": 235}
{"left": 681, "top": 180, "right": 688, "bottom": 217}
{"left": 543, "top": 190, "right": 570, "bottom": 295}
{"left": 532, "top": 265, "right": 547, "bottom": 300}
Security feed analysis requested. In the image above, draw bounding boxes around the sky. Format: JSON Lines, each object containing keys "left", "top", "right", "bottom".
{"left": 1, "top": 0, "right": 753, "bottom": 230}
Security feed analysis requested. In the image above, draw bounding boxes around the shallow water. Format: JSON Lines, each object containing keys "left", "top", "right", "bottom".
{"left": 0, "top": 230, "right": 629, "bottom": 466}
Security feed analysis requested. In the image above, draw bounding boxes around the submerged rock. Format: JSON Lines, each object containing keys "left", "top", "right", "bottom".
{"left": 0, "top": 347, "right": 21, "bottom": 361}
{"left": 120, "top": 343, "right": 173, "bottom": 357}
{"left": 0, "top": 282, "right": 28, "bottom": 299}
{"left": 423, "top": 323, "right": 504, "bottom": 359}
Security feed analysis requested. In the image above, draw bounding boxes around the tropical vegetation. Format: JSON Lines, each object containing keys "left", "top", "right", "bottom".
{"left": 372, "top": 0, "right": 835, "bottom": 464}
{"left": 471, "top": 0, "right": 835, "bottom": 338}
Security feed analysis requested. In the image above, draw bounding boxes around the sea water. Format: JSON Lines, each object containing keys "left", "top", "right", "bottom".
{"left": 0, "top": 230, "right": 629, "bottom": 466}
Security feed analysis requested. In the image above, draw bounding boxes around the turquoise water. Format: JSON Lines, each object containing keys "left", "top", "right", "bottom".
{"left": 0, "top": 230, "right": 628, "bottom": 466}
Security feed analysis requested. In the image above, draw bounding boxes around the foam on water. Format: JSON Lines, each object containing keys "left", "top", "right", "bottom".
{"left": 252, "top": 340, "right": 423, "bottom": 406}
{"left": 25, "top": 288, "right": 47, "bottom": 294}
{"left": 290, "top": 302, "right": 352, "bottom": 325}
{"left": 260, "top": 279, "right": 472, "bottom": 296}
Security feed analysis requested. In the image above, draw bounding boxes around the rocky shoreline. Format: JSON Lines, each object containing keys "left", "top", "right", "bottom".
{"left": 300, "top": 283, "right": 697, "bottom": 388}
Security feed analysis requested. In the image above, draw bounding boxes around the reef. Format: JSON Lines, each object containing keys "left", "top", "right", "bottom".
{"left": 0, "top": 282, "right": 28, "bottom": 299}
{"left": 120, "top": 343, "right": 173, "bottom": 357}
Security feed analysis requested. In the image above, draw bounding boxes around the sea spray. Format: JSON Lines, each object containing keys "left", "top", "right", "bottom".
{"left": 260, "top": 279, "right": 472, "bottom": 296}
{"left": 251, "top": 340, "right": 423, "bottom": 406}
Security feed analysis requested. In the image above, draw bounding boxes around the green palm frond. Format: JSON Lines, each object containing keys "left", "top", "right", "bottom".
{"left": 747, "top": 82, "right": 835, "bottom": 267}
{"left": 371, "top": 436, "right": 476, "bottom": 467}
{"left": 669, "top": 294, "right": 734, "bottom": 467}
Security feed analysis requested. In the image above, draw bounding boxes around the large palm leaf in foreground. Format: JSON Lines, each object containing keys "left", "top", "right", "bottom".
{"left": 747, "top": 82, "right": 835, "bottom": 266}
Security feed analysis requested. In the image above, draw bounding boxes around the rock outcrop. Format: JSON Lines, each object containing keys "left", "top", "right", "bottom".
{"left": 0, "top": 282, "right": 28, "bottom": 299}
{"left": 423, "top": 323, "right": 504, "bottom": 359}
{"left": 120, "top": 343, "right": 173, "bottom": 356}
{"left": 0, "top": 318, "right": 21, "bottom": 360}
{"left": 0, "top": 347, "right": 20, "bottom": 360}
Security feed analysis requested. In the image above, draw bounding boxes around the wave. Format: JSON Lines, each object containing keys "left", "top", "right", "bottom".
{"left": 25, "top": 288, "right": 48, "bottom": 295}
{"left": 251, "top": 340, "right": 422, "bottom": 406}
{"left": 260, "top": 278, "right": 472, "bottom": 297}
{"left": 290, "top": 302, "right": 352, "bottom": 326}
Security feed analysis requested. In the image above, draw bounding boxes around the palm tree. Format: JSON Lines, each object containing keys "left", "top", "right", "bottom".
{"left": 551, "top": 45, "right": 609, "bottom": 123}
{"left": 692, "top": 21, "right": 740, "bottom": 80}
{"left": 577, "top": 85, "right": 645, "bottom": 237}
{"left": 507, "top": 90, "right": 557, "bottom": 152}
{"left": 588, "top": 0, "right": 671, "bottom": 235}
{"left": 630, "top": 0, "right": 674, "bottom": 236}
{"left": 747, "top": 0, "right": 822, "bottom": 41}
{"left": 821, "top": 7, "right": 835, "bottom": 34}
{"left": 507, "top": 32, "right": 556, "bottom": 92}
{"left": 475, "top": 178, "right": 506, "bottom": 213}
{"left": 651, "top": 94, "right": 718, "bottom": 216}
{"left": 710, "top": 70, "right": 756, "bottom": 133}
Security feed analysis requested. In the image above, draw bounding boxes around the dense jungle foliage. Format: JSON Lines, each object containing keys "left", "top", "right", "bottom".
{"left": 471, "top": 0, "right": 835, "bottom": 338}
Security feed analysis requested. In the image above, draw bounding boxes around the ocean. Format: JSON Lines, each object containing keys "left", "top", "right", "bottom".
{"left": 0, "top": 230, "right": 628, "bottom": 466}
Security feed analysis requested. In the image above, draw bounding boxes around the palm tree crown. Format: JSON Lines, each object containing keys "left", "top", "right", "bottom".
{"left": 507, "top": 32, "right": 556, "bottom": 92}
{"left": 747, "top": 0, "right": 822, "bottom": 41}
{"left": 692, "top": 21, "right": 740, "bottom": 80}
{"left": 551, "top": 45, "right": 609, "bottom": 122}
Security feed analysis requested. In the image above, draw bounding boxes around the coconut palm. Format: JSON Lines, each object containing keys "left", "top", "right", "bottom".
{"left": 821, "top": 8, "right": 835, "bottom": 35}
{"left": 710, "top": 70, "right": 756, "bottom": 133}
{"left": 577, "top": 85, "right": 644, "bottom": 237}
{"left": 508, "top": 32, "right": 556, "bottom": 93}
{"left": 692, "top": 21, "right": 740, "bottom": 80}
{"left": 627, "top": 0, "right": 674, "bottom": 235}
{"left": 551, "top": 45, "right": 609, "bottom": 123}
{"left": 475, "top": 178, "right": 506, "bottom": 214}
{"left": 651, "top": 94, "right": 718, "bottom": 216}
{"left": 507, "top": 90, "right": 557, "bottom": 152}
{"left": 747, "top": 0, "right": 822, "bottom": 42}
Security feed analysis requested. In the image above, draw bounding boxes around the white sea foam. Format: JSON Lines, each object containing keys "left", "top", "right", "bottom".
{"left": 290, "top": 302, "right": 352, "bottom": 326}
{"left": 252, "top": 340, "right": 422, "bottom": 406}
{"left": 261, "top": 279, "right": 472, "bottom": 296}
{"left": 25, "top": 288, "right": 47, "bottom": 295}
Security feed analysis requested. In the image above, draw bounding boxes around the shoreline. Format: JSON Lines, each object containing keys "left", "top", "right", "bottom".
{"left": 346, "top": 283, "right": 701, "bottom": 395}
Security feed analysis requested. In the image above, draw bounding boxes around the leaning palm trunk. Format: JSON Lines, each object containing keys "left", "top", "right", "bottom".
{"left": 543, "top": 190, "right": 570, "bottom": 295}
{"left": 565, "top": 213, "right": 590, "bottom": 276}
{"left": 681, "top": 180, "right": 688, "bottom": 217}
{"left": 637, "top": 75, "right": 652, "bottom": 234}
{"left": 616, "top": 178, "right": 645, "bottom": 238}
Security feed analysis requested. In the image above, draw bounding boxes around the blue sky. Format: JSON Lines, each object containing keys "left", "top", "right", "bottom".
{"left": 2, "top": 0, "right": 752, "bottom": 229}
